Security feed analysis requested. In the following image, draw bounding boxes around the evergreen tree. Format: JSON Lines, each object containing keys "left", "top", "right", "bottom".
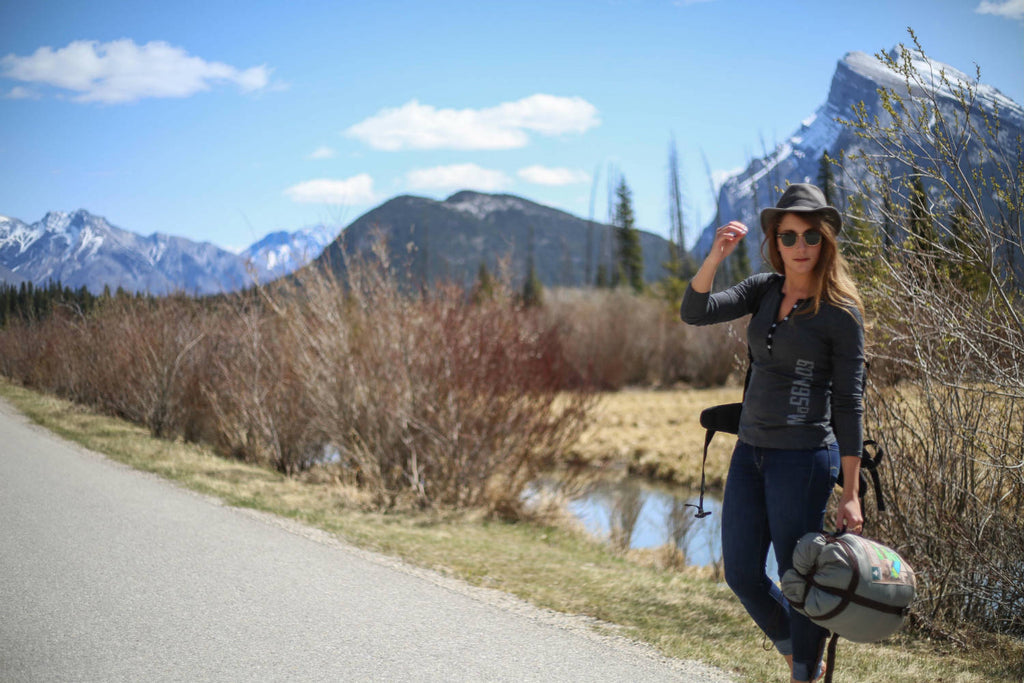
{"left": 472, "top": 261, "right": 496, "bottom": 304}
{"left": 521, "top": 224, "right": 544, "bottom": 307}
{"left": 613, "top": 176, "right": 644, "bottom": 293}
{"left": 908, "top": 172, "right": 939, "bottom": 255}
{"left": 880, "top": 175, "right": 896, "bottom": 250}
{"left": 521, "top": 264, "right": 543, "bottom": 307}
{"left": 818, "top": 152, "right": 836, "bottom": 207}
{"left": 945, "top": 201, "right": 990, "bottom": 293}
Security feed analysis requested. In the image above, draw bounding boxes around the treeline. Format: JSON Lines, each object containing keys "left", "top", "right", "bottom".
{"left": 0, "top": 280, "right": 153, "bottom": 327}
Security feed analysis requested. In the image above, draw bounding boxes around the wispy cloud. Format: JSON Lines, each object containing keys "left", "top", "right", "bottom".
{"left": 975, "top": 0, "right": 1024, "bottom": 20}
{"left": 284, "top": 174, "right": 377, "bottom": 204}
{"left": 406, "top": 164, "right": 511, "bottom": 191}
{"left": 307, "top": 146, "right": 336, "bottom": 160}
{"left": 4, "top": 85, "right": 40, "bottom": 100}
{"left": 346, "top": 94, "right": 600, "bottom": 151}
{"left": 0, "top": 39, "right": 272, "bottom": 104}
{"left": 517, "top": 165, "right": 590, "bottom": 186}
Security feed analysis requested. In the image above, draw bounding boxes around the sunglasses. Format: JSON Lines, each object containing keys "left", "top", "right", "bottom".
{"left": 777, "top": 230, "right": 822, "bottom": 247}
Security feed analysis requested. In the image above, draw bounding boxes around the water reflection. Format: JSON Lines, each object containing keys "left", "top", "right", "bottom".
{"left": 532, "top": 475, "right": 781, "bottom": 580}
{"left": 564, "top": 478, "right": 723, "bottom": 567}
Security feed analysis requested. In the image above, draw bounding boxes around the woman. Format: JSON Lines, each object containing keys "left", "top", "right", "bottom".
{"left": 680, "top": 184, "right": 865, "bottom": 683}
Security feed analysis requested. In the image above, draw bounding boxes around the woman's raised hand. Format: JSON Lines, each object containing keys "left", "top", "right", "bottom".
{"left": 709, "top": 221, "right": 749, "bottom": 263}
{"left": 689, "top": 221, "right": 750, "bottom": 293}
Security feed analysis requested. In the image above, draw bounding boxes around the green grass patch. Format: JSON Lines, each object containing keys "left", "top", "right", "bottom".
{"left": 2, "top": 377, "right": 1020, "bottom": 683}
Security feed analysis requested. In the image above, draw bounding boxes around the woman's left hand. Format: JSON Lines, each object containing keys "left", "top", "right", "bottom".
{"left": 837, "top": 493, "right": 864, "bottom": 535}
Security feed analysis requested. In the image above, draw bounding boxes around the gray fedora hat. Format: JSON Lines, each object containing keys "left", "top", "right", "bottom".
{"left": 759, "top": 183, "right": 842, "bottom": 234}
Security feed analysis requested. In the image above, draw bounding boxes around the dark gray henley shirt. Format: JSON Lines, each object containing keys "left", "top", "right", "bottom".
{"left": 681, "top": 272, "right": 865, "bottom": 457}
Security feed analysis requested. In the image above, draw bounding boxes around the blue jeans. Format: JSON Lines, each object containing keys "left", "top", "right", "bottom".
{"left": 722, "top": 440, "right": 840, "bottom": 682}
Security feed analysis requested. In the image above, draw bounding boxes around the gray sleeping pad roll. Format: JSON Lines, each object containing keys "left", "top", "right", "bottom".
{"left": 780, "top": 532, "right": 916, "bottom": 643}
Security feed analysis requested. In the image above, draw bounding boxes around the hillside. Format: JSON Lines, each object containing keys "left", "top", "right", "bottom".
{"left": 315, "top": 191, "right": 674, "bottom": 289}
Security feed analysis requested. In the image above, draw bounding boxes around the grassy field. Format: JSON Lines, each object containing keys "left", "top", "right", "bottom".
{"left": 2, "top": 377, "right": 1020, "bottom": 683}
{"left": 571, "top": 386, "right": 743, "bottom": 488}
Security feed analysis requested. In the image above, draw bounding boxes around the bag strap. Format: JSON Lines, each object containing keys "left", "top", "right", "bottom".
{"left": 806, "top": 535, "right": 910, "bottom": 620}
{"left": 685, "top": 431, "right": 714, "bottom": 518}
{"left": 688, "top": 348, "right": 753, "bottom": 519}
{"left": 823, "top": 632, "right": 839, "bottom": 683}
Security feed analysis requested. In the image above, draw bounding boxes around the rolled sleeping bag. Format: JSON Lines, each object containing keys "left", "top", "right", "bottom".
{"left": 780, "top": 532, "right": 916, "bottom": 643}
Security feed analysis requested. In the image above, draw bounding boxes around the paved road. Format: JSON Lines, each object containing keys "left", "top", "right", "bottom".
{"left": 0, "top": 398, "right": 735, "bottom": 682}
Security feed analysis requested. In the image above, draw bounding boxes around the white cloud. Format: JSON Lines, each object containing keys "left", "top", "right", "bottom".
{"left": 284, "top": 174, "right": 377, "bottom": 205}
{"left": 406, "top": 164, "right": 511, "bottom": 191}
{"left": 5, "top": 85, "right": 40, "bottom": 99}
{"left": 346, "top": 94, "right": 600, "bottom": 150}
{"left": 517, "top": 165, "right": 590, "bottom": 186}
{"left": 307, "top": 146, "right": 336, "bottom": 160}
{"left": 976, "top": 0, "right": 1024, "bottom": 20}
{"left": 0, "top": 39, "right": 271, "bottom": 104}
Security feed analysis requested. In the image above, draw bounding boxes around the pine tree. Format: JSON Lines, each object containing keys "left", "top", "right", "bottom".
{"left": 472, "top": 261, "right": 495, "bottom": 304}
{"left": 613, "top": 176, "right": 644, "bottom": 293}
{"left": 521, "top": 224, "right": 544, "bottom": 307}
{"left": 521, "top": 264, "right": 543, "bottom": 307}
{"left": 908, "top": 172, "right": 939, "bottom": 255}
{"left": 818, "top": 151, "right": 836, "bottom": 207}
{"left": 945, "top": 201, "right": 990, "bottom": 293}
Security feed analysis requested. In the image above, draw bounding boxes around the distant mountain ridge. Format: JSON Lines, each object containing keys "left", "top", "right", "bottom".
{"left": 314, "top": 191, "right": 673, "bottom": 289}
{"left": 0, "top": 210, "right": 337, "bottom": 295}
{"left": 695, "top": 48, "right": 1024, "bottom": 268}
{"left": 240, "top": 223, "right": 339, "bottom": 281}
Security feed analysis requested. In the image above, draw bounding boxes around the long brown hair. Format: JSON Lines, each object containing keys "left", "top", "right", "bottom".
{"left": 761, "top": 211, "right": 864, "bottom": 318}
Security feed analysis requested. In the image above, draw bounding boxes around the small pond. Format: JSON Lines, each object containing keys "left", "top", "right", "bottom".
{"left": 527, "top": 473, "right": 780, "bottom": 579}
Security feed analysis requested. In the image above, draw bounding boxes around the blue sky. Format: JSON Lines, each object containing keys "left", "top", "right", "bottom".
{"left": 1, "top": 0, "right": 1022, "bottom": 251}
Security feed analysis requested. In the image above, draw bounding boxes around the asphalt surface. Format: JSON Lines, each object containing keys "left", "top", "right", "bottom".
{"left": 0, "top": 397, "right": 736, "bottom": 682}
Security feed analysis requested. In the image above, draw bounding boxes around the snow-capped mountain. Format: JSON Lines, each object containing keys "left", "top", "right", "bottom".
{"left": 695, "top": 48, "right": 1024, "bottom": 266}
{"left": 0, "top": 210, "right": 334, "bottom": 295}
{"left": 240, "top": 223, "right": 339, "bottom": 282}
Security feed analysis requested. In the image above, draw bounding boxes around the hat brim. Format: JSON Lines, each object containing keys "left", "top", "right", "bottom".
{"left": 760, "top": 206, "right": 842, "bottom": 235}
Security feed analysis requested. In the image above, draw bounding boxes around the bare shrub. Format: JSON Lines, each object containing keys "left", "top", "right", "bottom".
{"left": 199, "top": 297, "right": 323, "bottom": 475}
{"left": 81, "top": 297, "right": 207, "bottom": 439}
{"left": 541, "top": 288, "right": 746, "bottom": 389}
{"left": 838, "top": 34, "right": 1024, "bottom": 639}
{"left": 0, "top": 297, "right": 210, "bottom": 440}
{"left": 273, "top": 247, "right": 594, "bottom": 513}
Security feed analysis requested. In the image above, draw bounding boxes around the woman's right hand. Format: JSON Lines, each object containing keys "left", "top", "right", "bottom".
{"left": 708, "top": 221, "right": 749, "bottom": 264}
{"left": 689, "top": 221, "right": 750, "bottom": 294}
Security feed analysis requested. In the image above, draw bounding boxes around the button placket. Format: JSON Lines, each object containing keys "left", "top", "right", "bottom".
{"left": 766, "top": 300, "right": 803, "bottom": 354}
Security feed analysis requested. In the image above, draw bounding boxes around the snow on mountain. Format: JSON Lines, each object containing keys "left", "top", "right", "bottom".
{"left": 445, "top": 191, "right": 551, "bottom": 221}
{"left": 694, "top": 48, "right": 1024, "bottom": 266}
{"left": 240, "top": 223, "right": 338, "bottom": 280}
{"left": 0, "top": 209, "right": 340, "bottom": 294}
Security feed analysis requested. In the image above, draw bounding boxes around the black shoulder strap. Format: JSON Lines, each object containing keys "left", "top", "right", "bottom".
{"left": 689, "top": 346, "right": 750, "bottom": 519}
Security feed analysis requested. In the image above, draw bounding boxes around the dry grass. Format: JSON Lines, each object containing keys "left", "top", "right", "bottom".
{"left": 570, "top": 386, "right": 743, "bottom": 488}
{"left": 4, "top": 377, "right": 1021, "bottom": 682}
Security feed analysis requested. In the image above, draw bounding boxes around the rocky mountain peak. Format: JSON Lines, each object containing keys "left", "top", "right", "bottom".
{"left": 694, "top": 48, "right": 1024, "bottom": 267}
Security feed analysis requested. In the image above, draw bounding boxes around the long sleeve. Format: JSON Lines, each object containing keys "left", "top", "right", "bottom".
{"left": 829, "top": 306, "right": 865, "bottom": 458}
{"left": 680, "top": 273, "right": 778, "bottom": 326}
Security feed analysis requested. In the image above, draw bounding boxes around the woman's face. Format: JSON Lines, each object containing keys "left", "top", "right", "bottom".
{"left": 775, "top": 213, "right": 822, "bottom": 278}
